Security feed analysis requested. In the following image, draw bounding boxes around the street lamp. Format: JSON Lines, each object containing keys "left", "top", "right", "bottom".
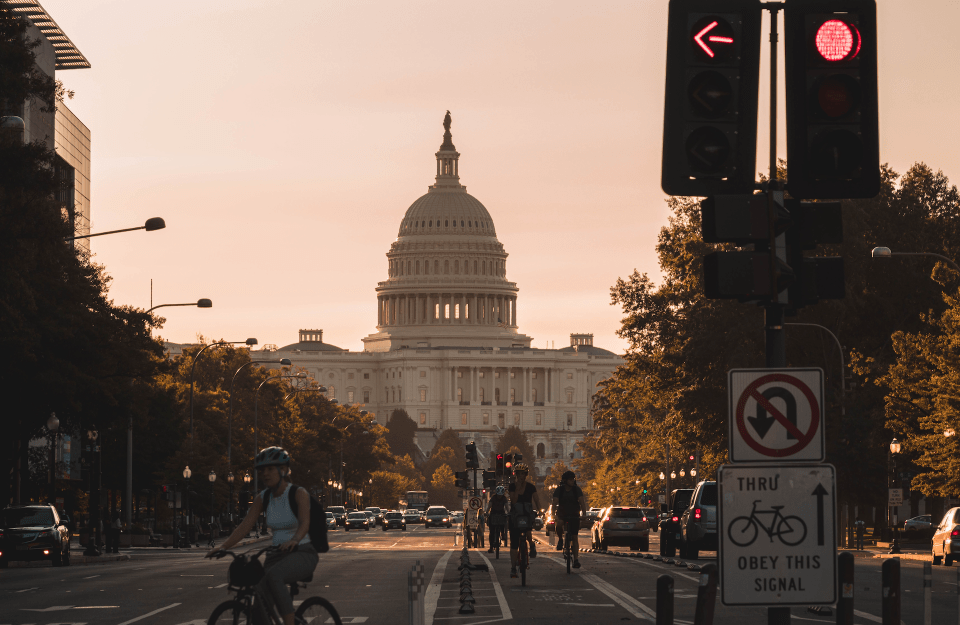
{"left": 46, "top": 413, "right": 59, "bottom": 505}
{"left": 659, "top": 472, "right": 665, "bottom": 480}
{"left": 83, "top": 428, "right": 102, "bottom": 556}
{"left": 889, "top": 439, "right": 902, "bottom": 554}
{"left": 670, "top": 471, "right": 677, "bottom": 480}
{"left": 189, "top": 338, "right": 258, "bottom": 456}
{"left": 208, "top": 470, "right": 217, "bottom": 524}
{"left": 146, "top": 299, "right": 212, "bottom": 314}
{"left": 871, "top": 247, "right": 960, "bottom": 274}
{"left": 690, "top": 468, "right": 697, "bottom": 478}
{"left": 333, "top": 412, "right": 372, "bottom": 507}
{"left": 64, "top": 217, "right": 166, "bottom": 241}
{"left": 183, "top": 465, "right": 192, "bottom": 536}
{"left": 253, "top": 372, "right": 305, "bottom": 493}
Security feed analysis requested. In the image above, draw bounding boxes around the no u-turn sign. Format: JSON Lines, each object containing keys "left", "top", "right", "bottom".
{"left": 728, "top": 369, "right": 824, "bottom": 463}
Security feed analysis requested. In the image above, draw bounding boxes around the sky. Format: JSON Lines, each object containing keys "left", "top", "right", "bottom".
{"left": 41, "top": 0, "right": 960, "bottom": 354}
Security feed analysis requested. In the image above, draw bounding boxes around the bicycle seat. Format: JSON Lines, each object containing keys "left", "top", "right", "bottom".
{"left": 770, "top": 505, "right": 785, "bottom": 510}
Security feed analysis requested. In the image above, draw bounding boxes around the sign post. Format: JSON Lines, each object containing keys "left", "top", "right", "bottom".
{"left": 718, "top": 464, "right": 837, "bottom": 606}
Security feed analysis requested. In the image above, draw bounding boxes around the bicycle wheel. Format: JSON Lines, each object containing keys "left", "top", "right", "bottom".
{"left": 776, "top": 515, "right": 808, "bottom": 546}
{"left": 520, "top": 538, "right": 528, "bottom": 587}
{"left": 208, "top": 600, "right": 253, "bottom": 625}
{"left": 296, "top": 596, "right": 343, "bottom": 625}
{"left": 727, "top": 516, "right": 758, "bottom": 547}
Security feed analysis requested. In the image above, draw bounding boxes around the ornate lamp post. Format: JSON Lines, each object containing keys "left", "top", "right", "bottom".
{"left": 889, "top": 438, "right": 902, "bottom": 554}
{"left": 227, "top": 472, "right": 234, "bottom": 521}
{"left": 208, "top": 470, "right": 217, "bottom": 525}
{"left": 183, "top": 465, "right": 192, "bottom": 536}
{"left": 46, "top": 413, "right": 60, "bottom": 505}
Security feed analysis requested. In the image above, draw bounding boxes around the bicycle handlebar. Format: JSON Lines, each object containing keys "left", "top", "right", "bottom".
{"left": 209, "top": 545, "right": 286, "bottom": 560}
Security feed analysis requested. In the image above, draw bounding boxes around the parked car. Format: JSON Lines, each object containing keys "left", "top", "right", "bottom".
{"left": 0, "top": 504, "right": 72, "bottom": 567}
{"left": 325, "top": 512, "right": 337, "bottom": 531}
{"left": 383, "top": 511, "right": 407, "bottom": 531}
{"left": 659, "top": 488, "right": 695, "bottom": 557}
{"left": 678, "top": 481, "right": 718, "bottom": 559}
{"left": 904, "top": 515, "right": 932, "bottom": 535}
{"left": 403, "top": 509, "right": 422, "bottom": 525}
{"left": 326, "top": 506, "right": 347, "bottom": 526}
{"left": 584, "top": 508, "right": 602, "bottom": 529}
{"left": 344, "top": 512, "right": 370, "bottom": 531}
{"left": 933, "top": 508, "right": 960, "bottom": 565}
{"left": 591, "top": 506, "right": 651, "bottom": 551}
{"left": 365, "top": 507, "right": 385, "bottom": 526}
{"left": 452, "top": 511, "right": 464, "bottom": 525}
{"left": 640, "top": 507, "right": 660, "bottom": 532}
{"left": 424, "top": 506, "right": 452, "bottom": 528}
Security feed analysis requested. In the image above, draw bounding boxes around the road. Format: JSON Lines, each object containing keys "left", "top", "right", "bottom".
{"left": 1, "top": 525, "right": 955, "bottom": 624}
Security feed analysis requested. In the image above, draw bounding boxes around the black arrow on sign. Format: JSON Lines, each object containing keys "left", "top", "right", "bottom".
{"left": 812, "top": 483, "right": 828, "bottom": 546}
{"left": 747, "top": 388, "right": 798, "bottom": 439}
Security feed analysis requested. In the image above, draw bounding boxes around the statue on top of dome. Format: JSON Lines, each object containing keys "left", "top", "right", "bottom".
{"left": 443, "top": 110, "right": 451, "bottom": 132}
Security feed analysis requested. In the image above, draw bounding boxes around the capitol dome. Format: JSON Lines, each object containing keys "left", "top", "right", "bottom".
{"left": 362, "top": 112, "right": 532, "bottom": 352}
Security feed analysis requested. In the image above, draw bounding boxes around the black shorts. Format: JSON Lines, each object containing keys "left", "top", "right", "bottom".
{"left": 557, "top": 516, "right": 580, "bottom": 532}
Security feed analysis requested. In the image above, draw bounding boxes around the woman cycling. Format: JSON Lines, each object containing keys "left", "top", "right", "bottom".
{"left": 507, "top": 462, "right": 542, "bottom": 579}
{"left": 207, "top": 447, "right": 316, "bottom": 625}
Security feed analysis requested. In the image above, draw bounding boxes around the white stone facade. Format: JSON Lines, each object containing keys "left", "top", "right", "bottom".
{"left": 251, "top": 114, "right": 623, "bottom": 480}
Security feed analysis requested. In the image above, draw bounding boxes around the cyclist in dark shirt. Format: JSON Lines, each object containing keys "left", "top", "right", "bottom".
{"left": 507, "top": 463, "right": 542, "bottom": 579}
{"left": 486, "top": 486, "right": 509, "bottom": 552}
{"left": 551, "top": 470, "right": 586, "bottom": 568}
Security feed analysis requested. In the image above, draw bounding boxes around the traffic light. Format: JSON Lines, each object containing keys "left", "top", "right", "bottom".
{"left": 785, "top": 0, "right": 879, "bottom": 199}
{"left": 785, "top": 200, "right": 845, "bottom": 311}
{"left": 482, "top": 470, "right": 497, "bottom": 488}
{"left": 465, "top": 442, "right": 479, "bottom": 469}
{"left": 496, "top": 454, "right": 504, "bottom": 475}
{"left": 701, "top": 193, "right": 794, "bottom": 300}
{"left": 454, "top": 471, "right": 470, "bottom": 490}
{"left": 513, "top": 453, "right": 522, "bottom": 463}
{"left": 662, "top": 0, "right": 762, "bottom": 196}
{"left": 504, "top": 454, "right": 513, "bottom": 473}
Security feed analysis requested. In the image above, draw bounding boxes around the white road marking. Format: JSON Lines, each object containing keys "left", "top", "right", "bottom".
{"left": 543, "top": 556, "right": 655, "bottom": 622}
{"left": 20, "top": 605, "right": 74, "bottom": 611}
{"left": 180, "top": 574, "right": 214, "bottom": 576}
{"left": 15, "top": 587, "right": 40, "bottom": 593}
{"left": 562, "top": 603, "right": 615, "bottom": 607}
{"left": 620, "top": 555, "right": 700, "bottom": 582}
{"left": 214, "top": 582, "right": 228, "bottom": 588}
{"left": 424, "top": 549, "right": 454, "bottom": 625}
{"left": 82, "top": 575, "right": 100, "bottom": 579}
{"left": 116, "top": 602, "right": 182, "bottom": 625}
{"left": 853, "top": 609, "right": 889, "bottom": 624}
{"left": 73, "top": 606, "right": 120, "bottom": 609}
{"left": 476, "top": 550, "right": 512, "bottom": 623}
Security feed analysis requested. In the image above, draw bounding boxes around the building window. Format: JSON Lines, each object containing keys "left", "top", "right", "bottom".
{"left": 363, "top": 373, "right": 369, "bottom": 379}
{"left": 329, "top": 385, "right": 336, "bottom": 399}
{"left": 461, "top": 412, "right": 468, "bottom": 425}
{"left": 531, "top": 388, "right": 537, "bottom": 402}
{"left": 479, "top": 371, "right": 485, "bottom": 378}
{"left": 537, "top": 443, "right": 545, "bottom": 458}
{"left": 348, "top": 391, "right": 355, "bottom": 403}
{"left": 420, "top": 412, "right": 427, "bottom": 424}
{"left": 483, "top": 412, "right": 490, "bottom": 425}
{"left": 479, "top": 387, "right": 485, "bottom": 402}
{"left": 348, "top": 373, "right": 354, "bottom": 379}
{"left": 532, "top": 372, "right": 538, "bottom": 379}
{"left": 420, "top": 389, "right": 427, "bottom": 402}
{"left": 392, "top": 372, "right": 395, "bottom": 378}
{"left": 457, "top": 388, "right": 463, "bottom": 402}
{"left": 536, "top": 412, "right": 542, "bottom": 425}
{"left": 420, "top": 370, "right": 426, "bottom": 377}
{"left": 567, "top": 372, "right": 573, "bottom": 379}
{"left": 392, "top": 390, "right": 395, "bottom": 402}
{"left": 457, "top": 371, "right": 463, "bottom": 378}
{"left": 514, "top": 412, "right": 521, "bottom": 425}
{"left": 510, "top": 388, "right": 516, "bottom": 403}
{"left": 495, "top": 371, "right": 501, "bottom": 379}
{"left": 510, "top": 371, "right": 516, "bottom": 379}
{"left": 399, "top": 371, "right": 402, "bottom": 378}
{"left": 566, "top": 390, "right": 574, "bottom": 403}
{"left": 398, "top": 389, "right": 402, "bottom": 401}
{"left": 495, "top": 388, "right": 501, "bottom": 403}
{"left": 363, "top": 390, "right": 370, "bottom": 403}
{"left": 498, "top": 413, "right": 505, "bottom": 428}
{"left": 567, "top": 413, "right": 574, "bottom": 427}
{"left": 384, "top": 387, "right": 388, "bottom": 401}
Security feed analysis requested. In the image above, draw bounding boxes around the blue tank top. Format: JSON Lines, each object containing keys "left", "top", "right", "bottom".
{"left": 261, "top": 485, "right": 310, "bottom": 547}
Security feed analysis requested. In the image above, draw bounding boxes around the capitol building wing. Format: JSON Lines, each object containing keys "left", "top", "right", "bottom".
{"left": 252, "top": 113, "right": 622, "bottom": 478}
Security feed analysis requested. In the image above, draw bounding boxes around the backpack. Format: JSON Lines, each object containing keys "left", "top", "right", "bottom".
{"left": 263, "top": 485, "right": 329, "bottom": 553}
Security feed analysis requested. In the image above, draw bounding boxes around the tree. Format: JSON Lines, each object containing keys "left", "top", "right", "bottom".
{"left": 384, "top": 409, "right": 419, "bottom": 461}
{"left": 391, "top": 454, "right": 425, "bottom": 491}
{"left": 543, "top": 461, "right": 569, "bottom": 492}
{"left": 495, "top": 426, "right": 534, "bottom": 467}
{"left": 429, "top": 464, "right": 458, "bottom": 509}
{"left": 367, "top": 470, "right": 418, "bottom": 509}
{"left": 421, "top": 447, "right": 459, "bottom": 485}
{"left": 431, "top": 429, "right": 465, "bottom": 457}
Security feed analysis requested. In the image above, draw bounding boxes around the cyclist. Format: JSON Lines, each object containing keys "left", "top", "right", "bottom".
{"left": 486, "top": 485, "right": 509, "bottom": 553}
{"left": 206, "top": 447, "right": 316, "bottom": 625}
{"left": 551, "top": 470, "right": 585, "bottom": 569}
{"left": 508, "top": 462, "right": 542, "bottom": 578}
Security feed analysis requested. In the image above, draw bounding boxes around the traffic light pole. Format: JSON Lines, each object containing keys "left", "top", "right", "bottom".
{"left": 765, "top": 4, "right": 789, "bottom": 625}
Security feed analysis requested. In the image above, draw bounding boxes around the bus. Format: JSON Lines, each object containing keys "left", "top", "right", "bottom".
{"left": 399, "top": 491, "right": 429, "bottom": 512}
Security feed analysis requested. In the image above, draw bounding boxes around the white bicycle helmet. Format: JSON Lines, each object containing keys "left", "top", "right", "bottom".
{"left": 495, "top": 486, "right": 506, "bottom": 496}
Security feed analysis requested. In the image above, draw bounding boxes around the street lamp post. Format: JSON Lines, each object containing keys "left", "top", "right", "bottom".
{"left": 146, "top": 299, "right": 213, "bottom": 315}
{"left": 64, "top": 217, "right": 166, "bottom": 241}
{"left": 189, "top": 338, "right": 258, "bottom": 457}
{"left": 183, "top": 465, "right": 192, "bottom": 544}
{"left": 889, "top": 438, "right": 902, "bottom": 554}
{"left": 871, "top": 247, "right": 960, "bottom": 274}
{"left": 334, "top": 412, "right": 371, "bottom": 510}
{"left": 83, "top": 428, "right": 102, "bottom": 556}
{"left": 46, "top": 413, "right": 60, "bottom": 505}
{"left": 253, "top": 372, "right": 305, "bottom": 494}
{"left": 208, "top": 470, "right": 217, "bottom": 525}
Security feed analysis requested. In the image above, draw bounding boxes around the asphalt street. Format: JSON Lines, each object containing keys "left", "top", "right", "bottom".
{"left": 1, "top": 525, "right": 957, "bottom": 624}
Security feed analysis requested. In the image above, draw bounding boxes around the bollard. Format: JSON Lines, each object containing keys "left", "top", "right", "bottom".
{"left": 923, "top": 561, "right": 932, "bottom": 625}
{"left": 693, "top": 563, "right": 718, "bottom": 625}
{"left": 656, "top": 574, "right": 674, "bottom": 625}
{"left": 767, "top": 607, "right": 790, "bottom": 624}
{"left": 881, "top": 558, "right": 900, "bottom": 625}
{"left": 836, "top": 552, "right": 854, "bottom": 625}
{"left": 408, "top": 569, "right": 415, "bottom": 625}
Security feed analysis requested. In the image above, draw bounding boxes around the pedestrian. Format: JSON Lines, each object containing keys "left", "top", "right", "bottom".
{"left": 855, "top": 517, "right": 865, "bottom": 550}
{"left": 109, "top": 511, "right": 122, "bottom": 553}
{"left": 476, "top": 510, "right": 486, "bottom": 548}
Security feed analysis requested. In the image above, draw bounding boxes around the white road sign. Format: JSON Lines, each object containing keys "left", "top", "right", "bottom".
{"left": 888, "top": 488, "right": 903, "bottom": 507}
{"left": 468, "top": 496, "right": 482, "bottom": 511}
{"left": 718, "top": 464, "right": 836, "bottom": 607}
{"left": 728, "top": 368, "right": 825, "bottom": 462}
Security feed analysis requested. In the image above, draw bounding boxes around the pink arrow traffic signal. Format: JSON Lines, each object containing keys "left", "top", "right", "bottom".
{"left": 694, "top": 21, "right": 734, "bottom": 58}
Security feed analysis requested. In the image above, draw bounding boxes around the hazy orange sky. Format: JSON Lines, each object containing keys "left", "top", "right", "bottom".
{"left": 43, "top": 0, "right": 960, "bottom": 353}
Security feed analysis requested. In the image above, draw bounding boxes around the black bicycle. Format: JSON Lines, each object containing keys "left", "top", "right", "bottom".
{"left": 561, "top": 519, "right": 578, "bottom": 574}
{"left": 207, "top": 546, "right": 342, "bottom": 625}
{"left": 489, "top": 513, "right": 507, "bottom": 559}
{"left": 512, "top": 504, "right": 534, "bottom": 587}
{"left": 728, "top": 501, "right": 807, "bottom": 547}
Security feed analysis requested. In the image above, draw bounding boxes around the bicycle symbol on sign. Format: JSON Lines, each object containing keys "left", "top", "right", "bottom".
{"left": 727, "top": 500, "right": 807, "bottom": 547}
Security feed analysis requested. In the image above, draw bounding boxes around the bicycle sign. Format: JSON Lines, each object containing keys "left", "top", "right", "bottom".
{"left": 728, "top": 368, "right": 824, "bottom": 462}
{"left": 718, "top": 463, "right": 836, "bottom": 607}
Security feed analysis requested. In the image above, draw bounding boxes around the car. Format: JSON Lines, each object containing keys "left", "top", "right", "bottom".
{"left": 544, "top": 508, "right": 556, "bottom": 535}
{"left": 326, "top": 506, "right": 347, "bottom": 526}
{"left": 678, "top": 481, "right": 718, "bottom": 559}
{"left": 591, "top": 506, "right": 651, "bottom": 551}
{"left": 344, "top": 511, "right": 370, "bottom": 531}
{"left": 452, "top": 511, "right": 464, "bottom": 525}
{"left": 424, "top": 506, "right": 452, "bottom": 528}
{"left": 403, "top": 509, "right": 422, "bottom": 525}
{"left": 383, "top": 511, "right": 407, "bottom": 531}
{"left": 933, "top": 508, "right": 960, "bottom": 565}
{"left": 533, "top": 513, "right": 544, "bottom": 531}
{"left": 362, "top": 510, "right": 377, "bottom": 527}
{"left": 659, "top": 488, "right": 695, "bottom": 557}
{"left": 325, "top": 512, "right": 337, "bottom": 531}
{"left": 904, "top": 515, "right": 932, "bottom": 536}
{"left": 365, "top": 507, "right": 385, "bottom": 526}
{"left": 0, "top": 504, "right": 71, "bottom": 567}
{"left": 583, "top": 508, "right": 601, "bottom": 530}
{"left": 640, "top": 508, "right": 660, "bottom": 532}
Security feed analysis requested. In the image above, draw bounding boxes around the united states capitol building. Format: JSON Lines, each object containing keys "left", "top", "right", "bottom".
{"left": 252, "top": 113, "right": 622, "bottom": 479}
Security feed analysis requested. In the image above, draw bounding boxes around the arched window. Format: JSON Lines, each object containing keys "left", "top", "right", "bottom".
{"left": 434, "top": 260, "right": 439, "bottom": 273}
{"left": 454, "top": 260, "right": 459, "bottom": 274}
{"left": 329, "top": 385, "right": 336, "bottom": 400}
{"left": 495, "top": 388, "right": 501, "bottom": 402}
{"left": 416, "top": 261, "right": 420, "bottom": 275}
{"left": 444, "top": 260, "right": 449, "bottom": 274}
{"left": 537, "top": 443, "right": 545, "bottom": 459}
{"left": 479, "top": 387, "right": 485, "bottom": 401}
{"left": 552, "top": 442, "right": 563, "bottom": 459}
{"left": 445, "top": 220, "right": 448, "bottom": 227}
{"left": 407, "top": 261, "right": 411, "bottom": 274}
{"left": 473, "top": 260, "right": 478, "bottom": 274}
{"left": 532, "top": 388, "right": 537, "bottom": 402}
{"left": 468, "top": 221, "right": 472, "bottom": 227}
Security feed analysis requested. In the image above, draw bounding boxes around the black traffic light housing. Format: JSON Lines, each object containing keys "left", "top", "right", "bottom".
{"left": 465, "top": 442, "right": 479, "bottom": 469}
{"left": 662, "top": 0, "right": 762, "bottom": 196}
{"left": 483, "top": 470, "right": 497, "bottom": 488}
{"left": 785, "top": 200, "right": 845, "bottom": 311}
{"left": 496, "top": 454, "right": 504, "bottom": 475}
{"left": 701, "top": 193, "right": 795, "bottom": 300}
{"left": 503, "top": 454, "right": 513, "bottom": 474}
{"left": 785, "top": 0, "right": 879, "bottom": 199}
{"left": 454, "top": 471, "right": 470, "bottom": 490}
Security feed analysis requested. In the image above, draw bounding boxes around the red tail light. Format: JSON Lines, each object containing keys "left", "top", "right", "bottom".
{"left": 695, "top": 508, "right": 702, "bottom": 520}
{"left": 952, "top": 529, "right": 959, "bottom": 537}
{"left": 672, "top": 516, "right": 679, "bottom": 523}
{"left": 603, "top": 516, "right": 610, "bottom": 522}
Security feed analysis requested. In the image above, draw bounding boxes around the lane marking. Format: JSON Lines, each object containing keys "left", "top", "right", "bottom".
{"left": 73, "top": 606, "right": 120, "bottom": 609}
{"left": 542, "top": 556, "right": 654, "bottom": 622}
{"left": 853, "top": 609, "right": 887, "bottom": 624}
{"left": 476, "top": 551, "right": 512, "bottom": 622}
{"left": 424, "top": 549, "right": 454, "bottom": 625}
{"left": 117, "top": 602, "right": 182, "bottom": 625}
{"left": 180, "top": 574, "right": 214, "bottom": 577}
{"left": 214, "top": 582, "right": 228, "bottom": 588}
{"left": 83, "top": 575, "right": 101, "bottom": 580}
{"left": 15, "top": 587, "right": 40, "bottom": 593}
{"left": 562, "top": 603, "right": 615, "bottom": 607}
{"left": 620, "top": 556, "right": 699, "bottom": 582}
